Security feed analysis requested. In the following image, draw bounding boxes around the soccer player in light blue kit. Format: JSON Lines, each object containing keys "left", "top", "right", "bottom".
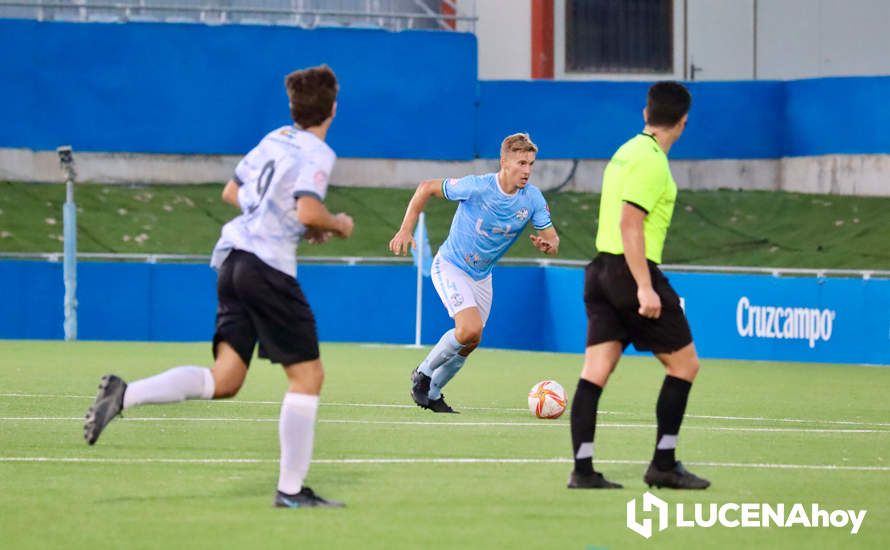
{"left": 389, "top": 133, "right": 560, "bottom": 413}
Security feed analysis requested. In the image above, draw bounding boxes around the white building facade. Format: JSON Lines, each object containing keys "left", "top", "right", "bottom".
{"left": 470, "top": 0, "right": 890, "bottom": 81}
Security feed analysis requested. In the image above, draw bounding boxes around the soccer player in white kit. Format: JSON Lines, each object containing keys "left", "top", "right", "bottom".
{"left": 83, "top": 65, "right": 354, "bottom": 508}
{"left": 389, "top": 133, "right": 560, "bottom": 413}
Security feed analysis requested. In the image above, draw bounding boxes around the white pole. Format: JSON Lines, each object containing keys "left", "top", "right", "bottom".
{"left": 414, "top": 212, "right": 425, "bottom": 347}
{"left": 58, "top": 146, "right": 77, "bottom": 341}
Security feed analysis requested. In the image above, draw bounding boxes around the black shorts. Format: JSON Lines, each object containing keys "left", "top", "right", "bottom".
{"left": 213, "top": 249, "right": 319, "bottom": 367}
{"left": 584, "top": 253, "right": 692, "bottom": 353}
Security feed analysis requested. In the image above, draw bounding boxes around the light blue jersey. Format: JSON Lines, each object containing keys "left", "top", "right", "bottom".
{"left": 438, "top": 173, "right": 553, "bottom": 280}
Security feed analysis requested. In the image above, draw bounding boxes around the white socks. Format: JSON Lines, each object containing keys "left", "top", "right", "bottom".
{"left": 122, "top": 366, "right": 215, "bottom": 409}
{"left": 277, "top": 392, "right": 320, "bottom": 495}
{"left": 122, "top": 369, "right": 320, "bottom": 496}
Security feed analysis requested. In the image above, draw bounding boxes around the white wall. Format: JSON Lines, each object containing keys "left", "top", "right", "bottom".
{"left": 757, "top": 0, "right": 890, "bottom": 79}
{"left": 686, "top": 0, "right": 754, "bottom": 80}
{"left": 472, "top": 0, "right": 531, "bottom": 79}
{"left": 471, "top": 0, "right": 890, "bottom": 81}
{"left": 9, "top": 148, "right": 889, "bottom": 196}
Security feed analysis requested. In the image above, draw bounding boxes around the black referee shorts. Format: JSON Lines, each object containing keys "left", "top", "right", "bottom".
{"left": 213, "top": 249, "right": 320, "bottom": 367}
{"left": 584, "top": 252, "right": 692, "bottom": 354}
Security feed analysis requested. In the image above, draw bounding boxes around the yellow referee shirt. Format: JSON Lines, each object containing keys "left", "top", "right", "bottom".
{"left": 595, "top": 133, "right": 677, "bottom": 264}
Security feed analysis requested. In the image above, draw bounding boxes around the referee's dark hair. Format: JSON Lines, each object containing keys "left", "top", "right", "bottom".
{"left": 646, "top": 81, "right": 692, "bottom": 127}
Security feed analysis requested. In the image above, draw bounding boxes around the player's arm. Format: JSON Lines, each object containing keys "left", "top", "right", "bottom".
{"left": 529, "top": 226, "right": 559, "bottom": 256}
{"left": 388, "top": 178, "right": 445, "bottom": 256}
{"left": 296, "top": 195, "right": 353, "bottom": 239}
{"left": 221, "top": 179, "right": 240, "bottom": 209}
{"left": 620, "top": 202, "right": 660, "bottom": 319}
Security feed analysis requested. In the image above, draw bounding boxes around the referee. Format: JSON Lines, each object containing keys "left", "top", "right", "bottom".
{"left": 568, "top": 82, "right": 710, "bottom": 490}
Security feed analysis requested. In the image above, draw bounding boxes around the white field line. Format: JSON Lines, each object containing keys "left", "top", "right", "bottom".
{"left": 0, "top": 456, "right": 888, "bottom": 472}
{"left": 0, "top": 393, "right": 93, "bottom": 399}
{"left": 0, "top": 393, "right": 522, "bottom": 412}
{"left": 1, "top": 416, "right": 889, "bottom": 434}
{"left": 2, "top": 392, "right": 889, "bottom": 428}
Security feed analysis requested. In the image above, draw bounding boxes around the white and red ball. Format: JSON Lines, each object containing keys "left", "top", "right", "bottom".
{"left": 528, "top": 380, "right": 567, "bottom": 419}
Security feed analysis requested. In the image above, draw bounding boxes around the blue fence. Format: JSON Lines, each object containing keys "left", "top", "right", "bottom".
{"left": 2, "top": 19, "right": 890, "bottom": 160}
{"left": 2, "top": 260, "right": 887, "bottom": 365}
{"left": 0, "top": 19, "right": 477, "bottom": 160}
{"left": 476, "top": 80, "right": 786, "bottom": 160}
{"left": 784, "top": 76, "right": 890, "bottom": 157}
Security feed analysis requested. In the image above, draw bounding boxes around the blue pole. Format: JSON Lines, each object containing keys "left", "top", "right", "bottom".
{"left": 63, "top": 201, "right": 77, "bottom": 341}
{"left": 59, "top": 146, "right": 77, "bottom": 341}
{"left": 414, "top": 212, "right": 425, "bottom": 347}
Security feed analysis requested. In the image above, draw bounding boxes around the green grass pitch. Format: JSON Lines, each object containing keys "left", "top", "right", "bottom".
{"left": 1, "top": 340, "right": 888, "bottom": 549}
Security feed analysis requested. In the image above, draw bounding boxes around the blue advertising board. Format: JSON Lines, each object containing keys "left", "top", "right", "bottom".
{"left": 668, "top": 273, "right": 889, "bottom": 365}
{"left": 1, "top": 260, "right": 887, "bottom": 365}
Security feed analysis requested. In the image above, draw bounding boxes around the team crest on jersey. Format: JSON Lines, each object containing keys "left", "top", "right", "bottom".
{"left": 450, "top": 293, "right": 464, "bottom": 308}
{"left": 515, "top": 208, "right": 529, "bottom": 221}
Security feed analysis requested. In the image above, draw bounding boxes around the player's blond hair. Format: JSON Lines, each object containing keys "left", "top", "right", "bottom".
{"left": 500, "top": 133, "right": 538, "bottom": 158}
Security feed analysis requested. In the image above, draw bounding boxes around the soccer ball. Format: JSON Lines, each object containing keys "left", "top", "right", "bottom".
{"left": 528, "top": 380, "right": 567, "bottom": 419}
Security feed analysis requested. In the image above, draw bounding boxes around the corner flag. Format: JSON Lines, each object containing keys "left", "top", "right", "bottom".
{"left": 412, "top": 212, "right": 432, "bottom": 347}
{"left": 412, "top": 212, "right": 432, "bottom": 277}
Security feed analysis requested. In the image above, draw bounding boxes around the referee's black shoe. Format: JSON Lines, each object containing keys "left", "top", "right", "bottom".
{"left": 644, "top": 461, "right": 710, "bottom": 489}
{"left": 410, "top": 367, "right": 431, "bottom": 408}
{"left": 567, "top": 470, "right": 623, "bottom": 489}
{"left": 427, "top": 395, "right": 458, "bottom": 414}
{"left": 84, "top": 374, "right": 127, "bottom": 445}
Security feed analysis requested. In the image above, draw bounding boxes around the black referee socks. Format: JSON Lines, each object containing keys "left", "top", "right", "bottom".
{"left": 653, "top": 375, "right": 693, "bottom": 471}
{"left": 570, "top": 378, "right": 603, "bottom": 475}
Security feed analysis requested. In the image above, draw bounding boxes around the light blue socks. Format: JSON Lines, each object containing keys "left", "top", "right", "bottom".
{"left": 418, "top": 329, "right": 463, "bottom": 377}
{"left": 428, "top": 355, "right": 466, "bottom": 400}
